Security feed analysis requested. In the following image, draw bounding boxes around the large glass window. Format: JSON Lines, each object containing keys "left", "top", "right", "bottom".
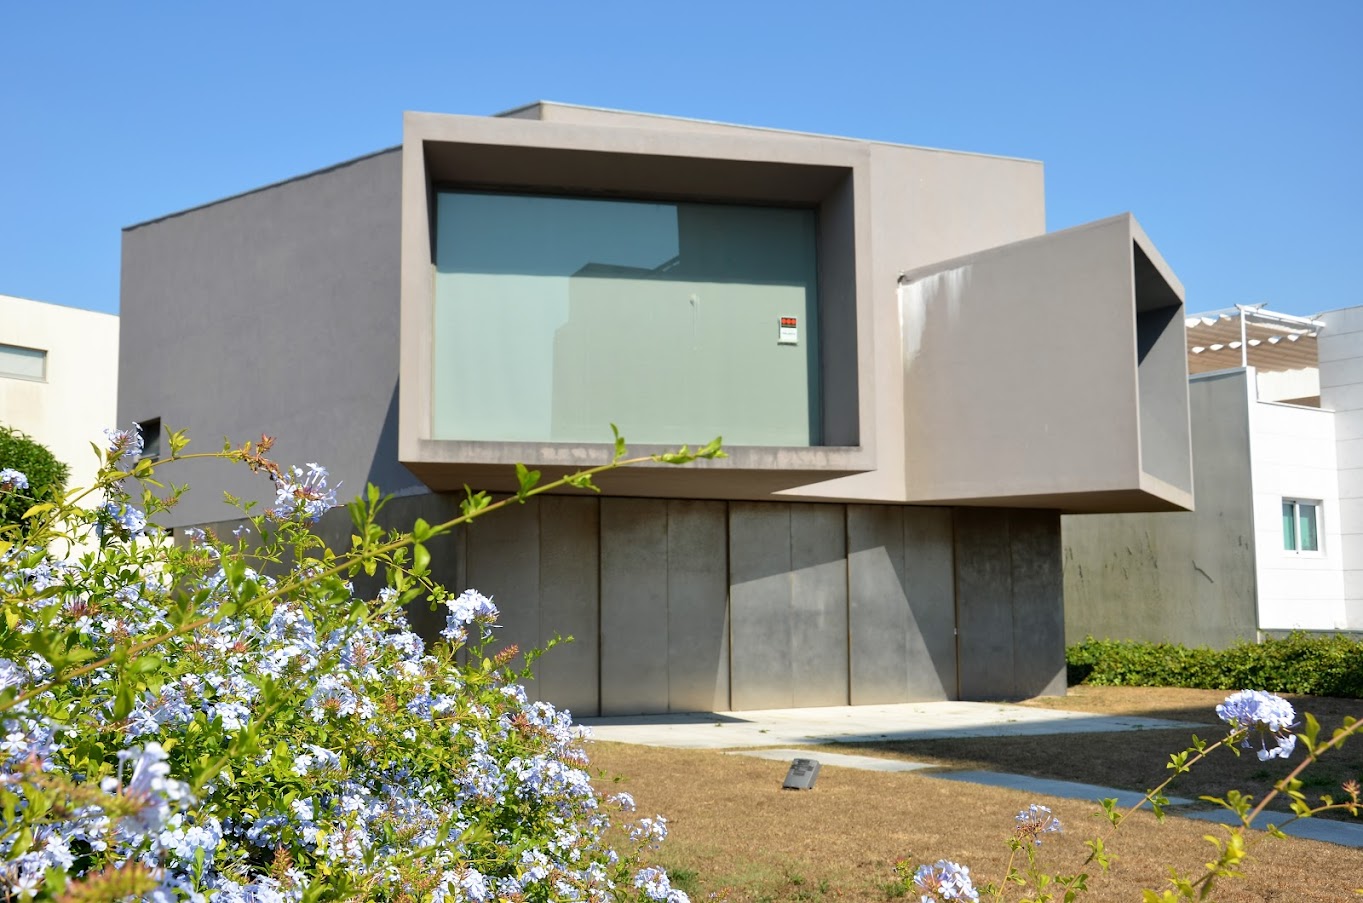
{"left": 1282, "top": 498, "right": 1321, "bottom": 553}
{"left": 432, "top": 191, "right": 821, "bottom": 446}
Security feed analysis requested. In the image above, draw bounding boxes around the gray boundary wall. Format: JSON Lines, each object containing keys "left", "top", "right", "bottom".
{"left": 209, "top": 495, "right": 1068, "bottom": 716}
{"left": 1062, "top": 369, "right": 1259, "bottom": 648}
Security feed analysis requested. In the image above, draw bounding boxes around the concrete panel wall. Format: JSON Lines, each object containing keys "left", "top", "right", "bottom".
{"left": 955, "top": 509, "right": 1015, "bottom": 699}
{"left": 902, "top": 507, "right": 960, "bottom": 697}
{"left": 790, "top": 504, "right": 849, "bottom": 706}
{"left": 204, "top": 493, "right": 1063, "bottom": 714}
{"left": 956, "top": 509, "right": 1066, "bottom": 699}
{"left": 666, "top": 500, "right": 730, "bottom": 713}
{"left": 847, "top": 505, "right": 957, "bottom": 703}
{"left": 729, "top": 503, "right": 796, "bottom": 710}
{"left": 464, "top": 497, "right": 542, "bottom": 696}
{"left": 600, "top": 498, "right": 670, "bottom": 714}
{"left": 848, "top": 505, "right": 913, "bottom": 703}
{"left": 1009, "top": 510, "right": 1067, "bottom": 698}
{"left": 728, "top": 502, "right": 849, "bottom": 710}
{"left": 1063, "top": 369, "right": 1259, "bottom": 648}
{"left": 536, "top": 497, "right": 601, "bottom": 715}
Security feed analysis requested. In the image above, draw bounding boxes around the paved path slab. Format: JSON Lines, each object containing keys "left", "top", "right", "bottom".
{"left": 582, "top": 701, "right": 1197, "bottom": 749}
{"left": 1179, "top": 808, "right": 1363, "bottom": 848}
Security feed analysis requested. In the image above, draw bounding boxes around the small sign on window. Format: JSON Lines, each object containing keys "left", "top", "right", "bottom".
{"left": 778, "top": 316, "right": 799, "bottom": 345}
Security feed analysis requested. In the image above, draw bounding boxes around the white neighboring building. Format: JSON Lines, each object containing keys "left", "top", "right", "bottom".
{"left": 1, "top": 294, "right": 119, "bottom": 495}
{"left": 1065, "top": 304, "right": 1363, "bottom": 645}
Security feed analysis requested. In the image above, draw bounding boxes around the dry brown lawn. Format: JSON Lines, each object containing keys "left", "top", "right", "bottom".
{"left": 586, "top": 687, "right": 1363, "bottom": 902}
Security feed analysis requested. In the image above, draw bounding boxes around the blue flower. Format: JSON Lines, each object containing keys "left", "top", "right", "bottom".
{"left": 635, "top": 866, "right": 685, "bottom": 902}
{"left": 104, "top": 424, "right": 144, "bottom": 460}
{"left": 97, "top": 502, "right": 147, "bottom": 538}
{"left": 0, "top": 469, "right": 28, "bottom": 491}
{"left": 442, "top": 589, "right": 500, "bottom": 644}
{"left": 913, "top": 859, "right": 979, "bottom": 902}
{"left": 269, "top": 463, "right": 337, "bottom": 523}
{"left": 1217, "top": 690, "right": 1298, "bottom": 761}
{"left": 1013, "top": 804, "right": 1062, "bottom": 845}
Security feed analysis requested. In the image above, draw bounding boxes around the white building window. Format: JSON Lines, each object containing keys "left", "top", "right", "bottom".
{"left": 1282, "top": 499, "right": 1321, "bottom": 553}
{"left": 0, "top": 343, "right": 46, "bottom": 381}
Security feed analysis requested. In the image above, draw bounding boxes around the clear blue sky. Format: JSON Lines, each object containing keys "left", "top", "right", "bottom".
{"left": 2, "top": 2, "right": 1359, "bottom": 318}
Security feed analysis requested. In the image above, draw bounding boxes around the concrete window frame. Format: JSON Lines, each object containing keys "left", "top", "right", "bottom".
{"left": 398, "top": 112, "right": 878, "bottom": 499}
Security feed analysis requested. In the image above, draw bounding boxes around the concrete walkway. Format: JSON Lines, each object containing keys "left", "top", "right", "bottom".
{"left": 582, "top": 701, "right": 1363, "bottom": 848}
{"left": 581, "top": 700, "right": 1197, "bottom": 749}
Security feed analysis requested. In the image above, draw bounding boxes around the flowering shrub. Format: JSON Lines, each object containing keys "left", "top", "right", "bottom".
{"left": 894, "top": 690, "right": 1363, "bottom": 901}
{"left": 0, "top": 426, "right": 68, "bottom": 538}
{"left": 0, "top": 426, "right": 721, "bottom": 901}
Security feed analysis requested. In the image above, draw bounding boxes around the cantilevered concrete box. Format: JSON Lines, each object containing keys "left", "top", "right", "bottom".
{"left": 398, "top": 110, "right": 877, "bottom": 499}
{"left": 897, "top": 214, "right": 1192, "bottom": 513}
{"left": 398, "top": 109, "right": 1191, "bottom": 513}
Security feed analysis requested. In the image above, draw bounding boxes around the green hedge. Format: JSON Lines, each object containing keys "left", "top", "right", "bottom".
{"left": 1067, "top": 633, "right": 1363, "bottom": 698}
{"left": 0, "top": 425, "right": 70, "bottom": 536}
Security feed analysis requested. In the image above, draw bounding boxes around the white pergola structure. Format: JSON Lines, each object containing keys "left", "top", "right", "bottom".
{"left": 1186, "top": 305, "right": 1324, "bottom": 375}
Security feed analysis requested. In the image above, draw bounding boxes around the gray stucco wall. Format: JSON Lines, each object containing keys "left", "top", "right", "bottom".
{"left": 118, "top": 148, "right": 420, "bottom": 527}
{"left": 1063, "top": 369, "right": 1259, "bottom": 648}
{"left": 207, "top": 495, "right": 1066, "bottom": 715}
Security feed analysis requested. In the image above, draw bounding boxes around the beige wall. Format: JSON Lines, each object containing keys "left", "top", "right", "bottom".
{"left": 1, "top": 294, "right": 119, "bottom": 495}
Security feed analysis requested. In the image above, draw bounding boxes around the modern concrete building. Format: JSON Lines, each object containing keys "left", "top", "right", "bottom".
{"left": 1065, "top": 304, "right": 1363, "bottom": 647}
{"left": 1, "top": 294, "right": 119, "bottom": 494}
{"left": 118, "top": 102, "right": 1192, "bottom": 714}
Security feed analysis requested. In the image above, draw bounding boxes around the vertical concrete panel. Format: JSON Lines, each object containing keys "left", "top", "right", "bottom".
{"left": 537, "top": 497, "right": 601, "bottom": 716}
{"left": 848, "top": 505, "right": 910, "bottom": 704}
{"left": 1010, "top": 510, "right": 1066, "bottom": 697}
{"left": 955, "top": 508, "right": 1015, "bottom": 700}
{"left": 729, "top": 503, "right": 794, "bottom": 710}
{"left": 464, "top": 496, "right": 541, "bottom": 697}
{"left": 600, "top": 498, "right": 669, "bottom": 715}
{"left": 902, "top": 507, "right": 957, "bottom": 699}
{"left": 790, "top": 504, "right": 849, "bottom": 706}
{"left": 666, "top": 501, "right": 730, "bottom": 712}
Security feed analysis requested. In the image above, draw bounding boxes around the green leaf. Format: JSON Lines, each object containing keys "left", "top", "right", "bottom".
{"left": 129, "top": 655, "right": 164, "bottom": 674}
{"left": 461, "top": 487, "right": 491, "bottom": 518}
{"left": 1301, "top": 712, "right": 1321, "bottom": 755}
{"left": 515, "top": 463, "right": 541, "bottom": 500}
{"left": 656, "top": 445, "right": 692, "bottom": 465}
{"left": 113, "top": 679, "right": 136, "bottom": 721}
{"left": 20, "top": 502, "right": 56, "bottom": 521}
{"left": 564, "top": 472, "right": 600, "bottom": 493}
{"left": 413, "top": 542, "right": 430, "bottom": 575}
{"left": 412, "top": 517, "right": 432, "bottom": 542}
{"left": 611, "top": 423, "right": 627, "bottom": 461}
